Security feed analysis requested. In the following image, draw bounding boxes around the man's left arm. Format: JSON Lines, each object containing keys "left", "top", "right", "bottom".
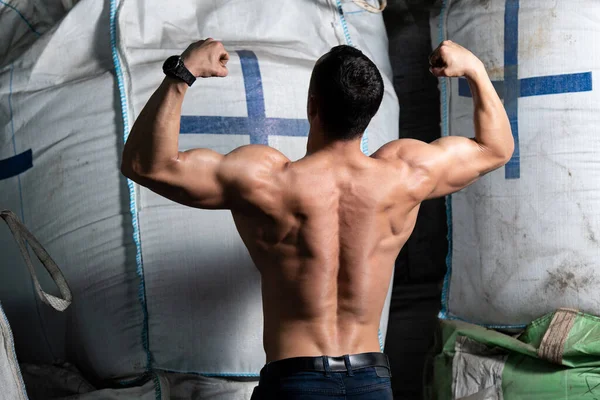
{"left": 121, "top": 39, "right": 242, "bottom": 209}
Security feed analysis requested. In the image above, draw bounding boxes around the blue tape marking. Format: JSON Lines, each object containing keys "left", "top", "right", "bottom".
{"left": 180, "top": 116, "right": 309, "bottom": 139}
{"left": 504, "top": 0, "right": 520, "bottom": 67}
{"left": 458, "top": 72, "right": 592, "bottom": 99}
{"left": 238, "top": 50, "right": 266, "bottom": 119}
{"left": 109, "top": 0, "right": 154, "bottom": 384}
{"left": 180, "top": 116, "right": 250, "bottom": 134}
{"left": 180, "top": 51, "right": 309, "bottom": 145}
{"left": 0, "top": 150, "right": 32, "bottom": 180}
{"left": 0, "top": 0, "right": 41, "bottom": 36}
{"left": 504, "top": 0, "right": 520, "bottom": 180}
{"left": 520, "top": 72, "right": 593, "bottom": 97}
{"left": 458, "top": 0, "right": 592, "bottom": 180}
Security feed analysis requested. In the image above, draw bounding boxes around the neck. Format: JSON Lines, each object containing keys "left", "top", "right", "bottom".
{"left": 306, "top": 129, "right": 364, "bottom": 156}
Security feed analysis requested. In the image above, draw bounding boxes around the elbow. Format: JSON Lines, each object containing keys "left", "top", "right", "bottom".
{"left": 492, "top": 147, "right": 514, "bottom": 171}
{"left": 120, "top": 158, "right": 130, "bottom": 178}
{"left": 500, "top": 118, "right": 516, "bottom": 164}
{"left": 480, "top": 140, "right": 514, "bottom": 173}
{"left": 120, "top": 155, "right": 137, "bottom": 180}
{"left": 120, "top": 160, "right": 156, "bottom": 187}
{"left": 496, "top": 146, "right": 514, "bottom": 167}
{"left": 120, "top": 141, "right": 139, "bottom": 179}
{"left": 120, "top": 156, "right": 150, "bottom": 183}
{"left": 489, "top": 129, "right": 515, "bottom": 167}
{"left": 120, "top": 140, "right": 153, "bottom": 180}
{"left": 120, "top": 155, "right": 177, "bottom": 184}
{"left": 500, "top": 133, "right": 516, "bottom": 165}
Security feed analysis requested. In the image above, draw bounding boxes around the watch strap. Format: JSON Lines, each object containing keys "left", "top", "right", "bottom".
{"left": 175, "top": 60, "right": 196, "bottom": 86}
{"left": 164, "top": 56, "right": 196, "bottom": 87}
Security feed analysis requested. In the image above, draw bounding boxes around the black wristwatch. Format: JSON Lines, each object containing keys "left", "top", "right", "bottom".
{"left": 162, "top": 55, "right": 196, "bottom": 86}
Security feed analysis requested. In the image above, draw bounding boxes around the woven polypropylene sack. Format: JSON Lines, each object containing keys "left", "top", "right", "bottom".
{"left": 115, "top": 0, "right": 398, "bottom": 376}
{"left": 0, "top": 0, "right": 398, "bottom": 380}
{"left": 0, "top": 0, "right": 140, "bottom": 378}
{"left": 432, "top": 0, "right": 600, "bottom": 327}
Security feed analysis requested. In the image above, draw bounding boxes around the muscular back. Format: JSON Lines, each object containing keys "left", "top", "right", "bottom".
{"left": 230, "top": 148, "right": 424, "bottom": 362}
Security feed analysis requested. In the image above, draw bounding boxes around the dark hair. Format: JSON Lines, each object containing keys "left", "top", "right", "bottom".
{"left": 309, "top": 45, "right": 384, "bottom": 141}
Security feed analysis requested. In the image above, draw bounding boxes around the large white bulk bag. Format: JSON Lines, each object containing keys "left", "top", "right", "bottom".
{"left": 0, "top": 0, "right": 138, "bottom": 378}
{"left": 432, "top": 0, "right": 600, "bottom": 327}
{"left": 1, "top": 0, "right": 398, "bottom": 382}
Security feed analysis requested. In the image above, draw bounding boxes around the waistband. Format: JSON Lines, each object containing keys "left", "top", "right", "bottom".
{"left": 262, "top": 352, "right": 390, "bottom": 377}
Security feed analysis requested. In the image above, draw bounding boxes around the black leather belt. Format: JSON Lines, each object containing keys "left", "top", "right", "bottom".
{"left": 263, "top": 352, "right": 390, "bottom": 377}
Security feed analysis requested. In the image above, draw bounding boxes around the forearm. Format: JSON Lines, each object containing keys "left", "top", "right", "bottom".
{"left": 466, "top": 63, "right": 514, "bottom": 159}
{"left": 122, "top": 77, "right": 188, "bottom": 176}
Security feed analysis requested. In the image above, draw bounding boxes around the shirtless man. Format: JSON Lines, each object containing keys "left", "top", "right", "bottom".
{"left": 121, "top": 39, "right": 513, "bottom": 399}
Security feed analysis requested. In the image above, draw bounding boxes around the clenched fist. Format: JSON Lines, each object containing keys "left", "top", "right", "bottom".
{"left": 182, "top": 38, "right": 230, "bottom": 78}
{"left": 429, "top": 40, "right": 483, "bottom": 79}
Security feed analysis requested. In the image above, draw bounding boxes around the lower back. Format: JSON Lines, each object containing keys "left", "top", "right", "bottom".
{"left": 258, "top": 255, "right": 396, "bottom": 362}
{"left": 263, "top": 312, "right": 383, "bottom": 362}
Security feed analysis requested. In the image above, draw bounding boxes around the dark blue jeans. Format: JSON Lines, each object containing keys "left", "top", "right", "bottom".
{"left": 250, "top": 354, "right": 393, "bottom": 399}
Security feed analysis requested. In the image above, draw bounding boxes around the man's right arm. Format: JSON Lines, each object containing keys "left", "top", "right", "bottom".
{"left": 376, "top": 41, "right": 514, "bottom": 200}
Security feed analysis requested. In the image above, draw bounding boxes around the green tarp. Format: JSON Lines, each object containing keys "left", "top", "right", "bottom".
{"left": 426, "top": 309, "right": 600, "bottom": 399}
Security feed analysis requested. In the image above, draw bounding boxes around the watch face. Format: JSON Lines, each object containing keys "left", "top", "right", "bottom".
{"left": 164, "top": 56, "right": 180, "bottom": 71}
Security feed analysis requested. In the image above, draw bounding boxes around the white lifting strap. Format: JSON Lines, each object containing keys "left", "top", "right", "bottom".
{"left": 352, "top": 0, "right": 387, "bottom": 13}
{"left": 1, "top": 210, "right": 72, "bottom": 312}
{"left": 537, "top": 308, "right": 579, "bottom": 365}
